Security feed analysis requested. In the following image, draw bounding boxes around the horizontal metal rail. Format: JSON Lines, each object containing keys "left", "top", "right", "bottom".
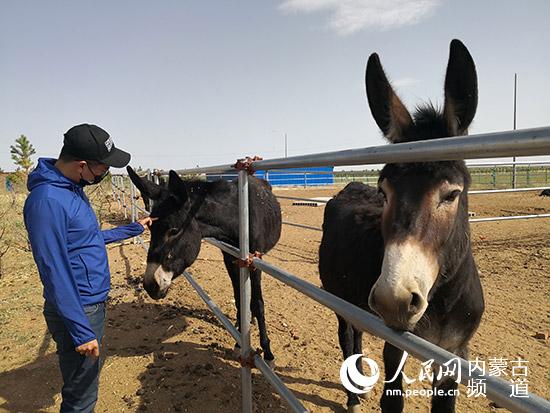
{"left": 164, "top": 127, "right": 550, "bottom": 175}
{"left": 203, "top": 237, "right": 239, "bottom": 256}
{"left": 466, "top": 160, "right": 550, "bottom": 167}
{"left": 282, "top": 221, "right": 323, "bottom": 232}
{"left": 206, "top": 169, "right": 336, "bottom": 176}
{"left": 253, "top": 355, "right": 308, "bottom": 413}
{"left": 470, "top": 213, "right": 550, "bottom": 223}
{"left": 284, "top": 214, "right": 550, "bottom": 232}
{"left": 250, "top": 257, "right": 550, "bottom": 413}
{"left": 182, "top": 271, "right": 242, "bottom": 346}
{"left": 277, "top": 188, "right": 549, "bottom": 204}
{"left": 254, "top": 127, "right": 550, "bottom": 171}
{"left": 469, "top": 187, "right": 549, "bottom": 195}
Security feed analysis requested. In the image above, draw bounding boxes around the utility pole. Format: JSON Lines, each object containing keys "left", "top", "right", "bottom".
{"left": 512, "top": 73, "right": 517, "bottom": 189}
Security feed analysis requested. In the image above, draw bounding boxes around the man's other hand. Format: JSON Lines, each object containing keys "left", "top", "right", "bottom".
{"left": 76, "top": 339, "right": 99, "bottom": 358}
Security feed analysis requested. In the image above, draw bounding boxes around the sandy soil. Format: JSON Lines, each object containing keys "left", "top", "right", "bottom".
{"left": 0, "top": 187, "right": 549, "bottom": 412}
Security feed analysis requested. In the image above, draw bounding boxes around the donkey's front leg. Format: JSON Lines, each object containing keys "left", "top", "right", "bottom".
{"left": 431, "top": 375, "right": 459, "bottom": 413}
{"left": 250, "top": 269, "right": 275, "bottom": 367}
{"left": 430, "top": 347, "right": 466, "bottom": 413}
{"left": 336, "top": 315, "right": 361, "bottom": 413}
{"left": 222, "top": 252, "right": 241, "bottom": 352}
{"left": 381, "top": 342, "right": 405, "bottom": 413}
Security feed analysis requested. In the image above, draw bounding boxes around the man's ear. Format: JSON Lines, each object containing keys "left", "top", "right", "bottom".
{"left": 168, "top": 170, "right": 189, "bottom": 204}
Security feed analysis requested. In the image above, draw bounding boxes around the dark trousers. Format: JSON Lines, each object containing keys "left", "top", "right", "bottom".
{"left": 43, "top": 301, "right": 106, "bottom": 413}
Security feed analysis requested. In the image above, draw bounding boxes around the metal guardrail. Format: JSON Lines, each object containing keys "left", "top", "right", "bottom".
{"left": 163, "top": 127, "right": 550, "bottom": 175}
{"left": 110, "top": 126, "right": 550, "bottom": 413}
{"left": 469, "top": 186, "right": 549, "bottom": 194}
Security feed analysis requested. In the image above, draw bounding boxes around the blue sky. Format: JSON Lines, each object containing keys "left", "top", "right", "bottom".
{"left": 1, "top": 0, "right": 549, "bottom": 171}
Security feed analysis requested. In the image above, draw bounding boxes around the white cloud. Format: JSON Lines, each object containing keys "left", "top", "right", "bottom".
{"left": 278, "top": 0, "right": 441, "bottom": 35}
{"left": 392, "top": 77, "right": 420, "bottom": 88}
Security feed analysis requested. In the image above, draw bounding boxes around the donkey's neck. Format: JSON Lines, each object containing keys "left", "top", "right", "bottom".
{"left": 186, "top": 180, "right": 240, "bottom": 245}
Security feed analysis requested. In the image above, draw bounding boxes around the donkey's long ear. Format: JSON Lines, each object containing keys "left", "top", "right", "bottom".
{"left": 127, "top": 166, "right": 166, "bottom": 200}
{"left": 443, "top": 39, "right": 478, "bottom": 135}
{"left": 168, "top": 170, "right": 189, "bottom": 204}
{"left": 366, "top": 53, "right": 413, "bottom": 143}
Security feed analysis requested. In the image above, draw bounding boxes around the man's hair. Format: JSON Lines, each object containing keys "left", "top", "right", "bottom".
{"left": 58, "top": 146, "right": 101, "bottom": 166}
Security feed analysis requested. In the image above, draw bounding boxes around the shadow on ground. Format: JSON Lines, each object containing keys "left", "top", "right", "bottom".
{"left": 0, "top": 297, "right": 345, "bottom": 412}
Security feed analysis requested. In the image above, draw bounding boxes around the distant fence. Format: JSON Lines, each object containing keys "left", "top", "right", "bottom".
{"left": 334, "top": 162, "right": 550, "bottom": 190}
{"left": 206, "top": 167, "right": 335, "bottom": 187}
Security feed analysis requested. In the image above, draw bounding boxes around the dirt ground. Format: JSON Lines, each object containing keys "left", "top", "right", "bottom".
{"left": 0, "top": 187, "right": 549, "bottom": 412}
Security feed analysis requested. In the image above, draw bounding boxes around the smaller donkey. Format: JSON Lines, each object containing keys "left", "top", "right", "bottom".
{"left": 128, "top": 167, "right": 282, "bottom": 366}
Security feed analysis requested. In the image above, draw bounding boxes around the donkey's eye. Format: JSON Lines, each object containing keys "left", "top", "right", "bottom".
{"left": 167, "top": 252, "right": 173, "bottom": 260}
{"left": 166, "top": 228, "right": 179, "bottom": 237}
{"left": 441, "top": 190, "right": 461, "bottom": 204}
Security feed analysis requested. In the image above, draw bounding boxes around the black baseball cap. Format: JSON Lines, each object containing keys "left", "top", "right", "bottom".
{"left": 62, "top": 124, "right": 131, "bottom": 168}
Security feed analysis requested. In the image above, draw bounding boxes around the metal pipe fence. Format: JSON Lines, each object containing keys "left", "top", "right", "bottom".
{"left": 110, "top": 126, "right": 550, "bottom": 413}
{"left": 174, "top": 163, "right": 550, "bottom": 191}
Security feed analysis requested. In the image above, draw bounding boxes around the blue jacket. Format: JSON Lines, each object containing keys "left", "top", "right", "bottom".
{"left": 24, "top": 158, "right": 144, "bottom": 347}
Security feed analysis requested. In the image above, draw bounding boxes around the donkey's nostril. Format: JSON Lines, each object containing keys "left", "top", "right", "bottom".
{"left": 409, "top": 292, "right": 422, "bottom": 312}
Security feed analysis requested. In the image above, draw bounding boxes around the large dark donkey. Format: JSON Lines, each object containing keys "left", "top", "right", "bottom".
{"left": 319, "top": 40, "right": 485, "bottom": 412}
{"left": 128, "top": 167, "right": 282, "bottom": 366}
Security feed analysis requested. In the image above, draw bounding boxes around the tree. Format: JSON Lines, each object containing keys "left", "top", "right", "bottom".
{"left": 10, "top": 134, "right": 36, "bottom": 174}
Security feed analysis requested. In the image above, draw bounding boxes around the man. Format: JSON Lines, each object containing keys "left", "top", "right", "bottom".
{"left": 24, "top": 124, "right": 152, "bottom": 412}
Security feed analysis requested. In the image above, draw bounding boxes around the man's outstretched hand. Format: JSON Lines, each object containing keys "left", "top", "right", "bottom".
{"left": 137, "top": 216, "right": 157, "bottom": 229}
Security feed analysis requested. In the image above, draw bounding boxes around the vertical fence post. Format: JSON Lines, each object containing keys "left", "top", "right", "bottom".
{"left": 111, "top": 176, "right": 115, "bottom": 203}
{"left": 130, "top": 180, "right": 136, "bottom": 223}
{"left": 118, "top": 176, "right": 123, "bottom": 207}
{"left": 122, "top": 176, "right": 128, "bottom": 220}
{"left": 114, "top": 176, "right": 118, "bottom": 205}
{"left": 492, "top": 165, "right": 497, "bottom": 189}
{"left": 130, "top": 179, "right": 137, "bottom": 244}
{"left": 238, "top": 169, "right": 253, "bottom": 413}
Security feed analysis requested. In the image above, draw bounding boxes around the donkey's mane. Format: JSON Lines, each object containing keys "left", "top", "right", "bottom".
{"left": 413, "top": 102, "right": 443, "bottom": 126}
